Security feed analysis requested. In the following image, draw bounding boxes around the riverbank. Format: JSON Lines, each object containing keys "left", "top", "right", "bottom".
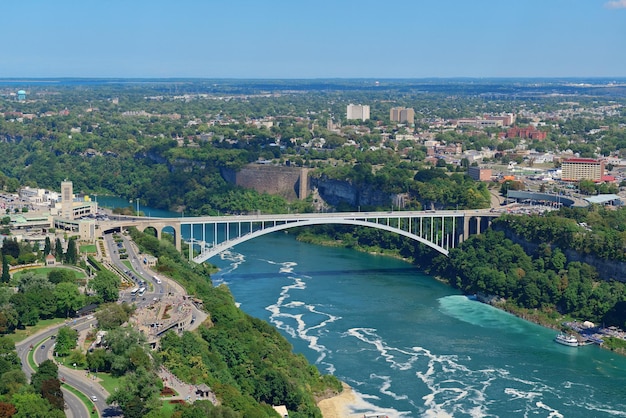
{"left": 295, "top": 231, "right": 626, "bottom": 359}
{"left": 317, "top": 383, "right": 357, "bottom": 418}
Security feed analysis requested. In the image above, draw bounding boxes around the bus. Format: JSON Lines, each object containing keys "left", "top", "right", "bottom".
{"left": 138, "top": 287, "right": 146, "bottom": 296}
{"left": 130, "top": 287, "right": 139, "bottom": 296}
{"left": 153, "top": 275, "right": 161, "bottom": 284}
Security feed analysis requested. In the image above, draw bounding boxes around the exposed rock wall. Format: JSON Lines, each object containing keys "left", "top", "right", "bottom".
{"left": 310, "top": 176, "right": 392, "bottom": 207}
{"left": 221, "top": 165, "right": 308, "bottom": 201}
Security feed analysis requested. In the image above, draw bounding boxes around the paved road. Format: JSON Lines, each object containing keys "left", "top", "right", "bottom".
{"left": 14, "top": 230, "right": 206, "bottom": 417}
{"left": 17, "top": 320, "right": 92, "bottom": 418}
{"left": 16, "top": 318, "right": 123, "bottom": 418}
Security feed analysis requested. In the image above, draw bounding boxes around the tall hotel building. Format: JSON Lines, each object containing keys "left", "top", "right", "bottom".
{"left": 346, "top": 104, "right": 370, "bottom": 121}
{"left": 390, "top": 107, "right": 415, "bottom": 125}
{"left": 561, "top": 158, "right": 605, "bottom": 182}
{"left": 61, "top": 180, "right": 74, "bottom": 220}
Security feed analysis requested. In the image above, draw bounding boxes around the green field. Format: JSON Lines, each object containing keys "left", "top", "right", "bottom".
{"left": 96, "top": 372, "right": 123, "bottom": 395}
{"left": 80, "top": 244, "right": 97, "bottom": 254}
{"left": 12, "top": 266, "right": 87, "bottom": 283}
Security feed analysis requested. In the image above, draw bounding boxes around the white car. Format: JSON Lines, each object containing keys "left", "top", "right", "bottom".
{"left": 91, "top": 395, "right": 98, "bottom": 402}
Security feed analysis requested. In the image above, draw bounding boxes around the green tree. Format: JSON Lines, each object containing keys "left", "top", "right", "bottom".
{"left": 40, "top": 378, "right": 64, "bottom": 411}
{"left": 578, "top": 179, "right": 596, "bottom": 195}
{"left": 89, "top": 270, "right": 120, "bottom": 302}
{"left": 1, "top": 255, "right": 9, "bottom": 284}
{"left": 11, "top": 392, "right": 64, "bottom": 418}
{"left": 43, "top": 237, "right": 51, "bottom": 257}
{"left": 64, "top": 238, "right": 78, "bottom": 265}
{"left": 86, "top": 348, "right": 110, "bottom": 373}
{"left": 94, "top": 303, "right": 133, "bottom": 330}
{"left": 1, "top": 239, "right": 19, "bottom": 259}
{"left": 30, "top": 360, "right": 58, "bottom": 393}
{"left": 48, "top": 269, "right": 76, "bottom": 284}
{"left": 106, "top": 367, "right": 162, "bottom": 418}
{"left": 54, "top": 326, "right": 78, "bottom": 357}
{"left": 0, "top": 369, "right": 27, "bottom": 397}
{"left": 54, "top": 282, "right": 83, "bottom": 318}
{"left": 53, "top": 238, "right": 63, "bottom": 262}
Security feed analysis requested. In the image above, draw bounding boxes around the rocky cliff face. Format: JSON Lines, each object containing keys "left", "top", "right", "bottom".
{"left": 495, "top": 226, "right": 626, "bottom": 283}
{"left": 310, "top": 176, "right": 392, "bottom": 207}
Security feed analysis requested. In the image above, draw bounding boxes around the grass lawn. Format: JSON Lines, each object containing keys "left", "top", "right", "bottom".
{"left": 161, "top": 399, "right": 185, "bottom": 417}
{"left": 5, "top": 317, "right": 67, "bottom": 344}
{"left": 80, "top": 244, "right": 97, "bottom": 254}
{"left": 97, "top": 372, "right": 123, "bottom": 395}
{"left": 12, "top": 266, "right": 87, "bottom": 282}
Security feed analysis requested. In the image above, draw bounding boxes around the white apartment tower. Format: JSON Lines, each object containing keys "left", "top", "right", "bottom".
{"left": 346, "top": 104, "right": 370, "bottom": 121}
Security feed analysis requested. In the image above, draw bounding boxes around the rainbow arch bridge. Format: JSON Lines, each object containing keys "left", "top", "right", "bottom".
{"left": 98, "top": 210, "right": 500, "bottom": 263}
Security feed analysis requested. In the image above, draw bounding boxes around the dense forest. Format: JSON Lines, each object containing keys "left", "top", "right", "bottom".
{"left": 129, "top": 228, "right": 342, "bottom": 417}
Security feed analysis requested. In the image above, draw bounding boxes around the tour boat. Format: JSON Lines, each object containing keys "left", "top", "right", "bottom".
{"left": 554, "top": 332, "right": 579, "bottom": 347}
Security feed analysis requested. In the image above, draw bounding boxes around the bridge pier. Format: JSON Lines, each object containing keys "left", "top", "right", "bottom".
{"left": 463, "top": 216, "right": 470, "bottom": 242}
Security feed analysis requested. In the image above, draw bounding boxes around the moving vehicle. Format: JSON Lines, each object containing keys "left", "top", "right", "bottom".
{"left": 554, "top": 332, "right": 579, "bottom": 347}
{"left": 138, "top": 287, "right": 146, "bottom": 296}
{"left": 153, "top": 275, "right": 162, "bottom": 284}
{"left": 130, "top": 287, "right": 140, "bottom": 296}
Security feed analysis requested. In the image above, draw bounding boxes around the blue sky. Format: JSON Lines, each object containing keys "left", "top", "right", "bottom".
{"left": 1, "top": 0, "right": 625, "bottom": 78}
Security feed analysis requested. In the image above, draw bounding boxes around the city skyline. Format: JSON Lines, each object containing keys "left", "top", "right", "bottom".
{"left": 1, "top": 0, "right": 625, "bottom": 79}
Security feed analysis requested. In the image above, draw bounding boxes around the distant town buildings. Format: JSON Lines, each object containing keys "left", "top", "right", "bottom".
{"left": 561, "top": 158, "right": 604, "bottom": 182}
{"left": 346, "top": 104, "right": 370, "bottom": 121}
{"left": 390, "top": 107, "right": 415, "bottom": 125}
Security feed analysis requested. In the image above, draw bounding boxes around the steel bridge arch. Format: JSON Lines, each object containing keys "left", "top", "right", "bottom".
{"left": 192, "top": 218, "right": 451, "bottom": 264}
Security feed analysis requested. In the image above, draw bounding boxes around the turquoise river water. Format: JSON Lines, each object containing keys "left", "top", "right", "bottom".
{"left": 97, "top": 198, "right": 626, "bottom": 417}
{"left": 210, "top": 234, "right": 626, "bottom": 418}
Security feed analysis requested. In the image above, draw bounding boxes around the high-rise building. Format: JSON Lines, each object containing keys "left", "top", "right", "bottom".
{"left": 390, "top": 107, "right": 415, "bottom": 124}
{"left": 61, "top": 180, "right": 74, "bottom": 220}
{"left": 347, "top": 104, "right": 370, "bottom": 121}
{"left": 561, "top": 158, "right": 604, "bottom": 182}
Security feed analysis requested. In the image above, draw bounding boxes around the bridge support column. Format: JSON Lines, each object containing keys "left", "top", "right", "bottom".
{"left": 476, "top": 216, "right": 482, "bottom": 235}
{"left": 463, "top": 216, "right": 470, "bottom": 242}
{"left": 174, "top": 224, "right": 181, "bottom": 252}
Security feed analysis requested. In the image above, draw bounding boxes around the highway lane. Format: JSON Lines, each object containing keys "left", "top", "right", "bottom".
{"left": 16, "top": 320, "right": 92, "bottom": 418}
{"left": 17, "top": 318, "right": 123, "bottom": 418}
{"left": 103, "top": 231, "right": 166, "bottom": 307}
{"left": 33, "top": 340, "right": 89, "bottom": 418}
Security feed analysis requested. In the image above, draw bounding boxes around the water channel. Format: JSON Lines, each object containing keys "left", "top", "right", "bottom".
{"left": 98, "top": 197, "right": 626, "bottom": 417}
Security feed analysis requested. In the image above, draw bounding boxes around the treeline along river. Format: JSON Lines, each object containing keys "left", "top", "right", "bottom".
{"left": 99, "top": 197, "right": 626, "bottom": 417}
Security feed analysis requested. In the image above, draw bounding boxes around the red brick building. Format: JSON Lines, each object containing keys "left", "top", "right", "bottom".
{"left": 506, "top": 127, "right": 547, "bottom": 140}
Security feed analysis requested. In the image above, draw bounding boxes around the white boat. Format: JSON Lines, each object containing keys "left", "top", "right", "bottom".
{"left": 555, "top": 332, "right": 579, "bottom": 347}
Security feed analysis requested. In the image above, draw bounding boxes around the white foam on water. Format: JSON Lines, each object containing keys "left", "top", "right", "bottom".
{"left": 261, "top": 263, "right": 343, "bottom": 374}
{"left": 345, "top": 386, "right": 411, "bottom": 418}
{"left": 218, "top": 249, "right": 245, "bottom": 274}
{"left": 535, "top": 401, "right": 564, "bottom": 418}
{"left": 345, "top": 327, "right": 531, "bottom": 417}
